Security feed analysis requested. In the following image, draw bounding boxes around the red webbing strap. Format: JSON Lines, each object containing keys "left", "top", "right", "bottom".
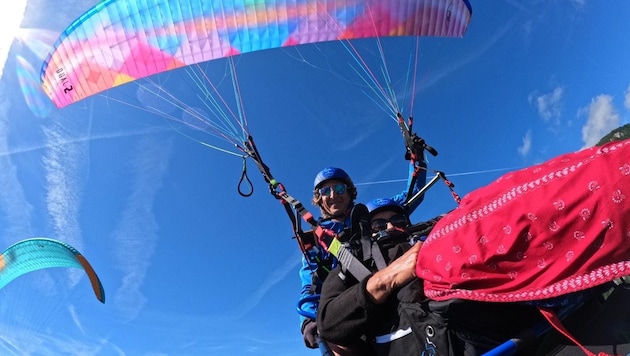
{"left": 314, "top": 226, "right": 332, "bottom": 251}
{"left": 313, "top": 226, "right": 373, "bottom": 281}
{"left": 438, "top": 171, "right": 461, "bottom": 204}
{"left": 276, "top": 190, "right": 317, "bottom": 227}
{"left": 538, "top": 307, "right": 616, "bottom": 356}
{"left": 272, "top": 187, "right": 321, "bottom": 258}
{"left": 278, "top": 197, "right": 309, "bottom": 251}
{"left": 239, "top": 136, "right": 323, "bottom": 268}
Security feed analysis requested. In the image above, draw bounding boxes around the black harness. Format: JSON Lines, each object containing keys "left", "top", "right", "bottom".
{"left": 235, "top": 113, "right": 459, "bottom": 282}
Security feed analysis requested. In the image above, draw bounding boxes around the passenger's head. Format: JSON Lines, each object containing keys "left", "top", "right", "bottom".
{"left": 312, "top": 167, "right": 357, "bottom": 218}
{"left": 366, "top": 198, "right": 410, "bottom": 234}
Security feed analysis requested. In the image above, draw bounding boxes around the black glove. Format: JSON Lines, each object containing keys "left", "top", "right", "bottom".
{"left": 301, "top": 318, "right": 318, "bottom": 349}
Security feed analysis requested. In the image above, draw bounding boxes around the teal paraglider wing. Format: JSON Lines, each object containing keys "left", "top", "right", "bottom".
{"left": 40, "top": 0, "right": 473, "bottom": 108}
{"left": 0, "top": 238, "right": 105, "bottom": 303}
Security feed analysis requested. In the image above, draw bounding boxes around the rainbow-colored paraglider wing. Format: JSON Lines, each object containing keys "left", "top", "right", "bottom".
{"left": 40, "top": 0, "right": 472, "bottom": 108}
{"left": 0, "top": 238, "right": 105, "bottom": 303}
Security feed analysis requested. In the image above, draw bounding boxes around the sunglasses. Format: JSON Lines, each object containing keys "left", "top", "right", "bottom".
{"left": 371, "top": 214, "right": 408, "bottom": 232}
{"left": 318, "top": 183, "right": 347, "bottom": 197}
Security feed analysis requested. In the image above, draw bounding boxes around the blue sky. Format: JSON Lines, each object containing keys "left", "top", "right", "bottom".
{"left": 0, "top": 0, "right": 629, "bottom": 355}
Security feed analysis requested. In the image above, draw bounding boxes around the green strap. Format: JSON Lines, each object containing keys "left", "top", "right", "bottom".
{"left": 327, "top": 238, "right": 371, "bottom": 281}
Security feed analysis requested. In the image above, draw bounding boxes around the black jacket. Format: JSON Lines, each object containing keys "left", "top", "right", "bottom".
{"left": 316, "top": 240, "right": 438, "bottom": 355}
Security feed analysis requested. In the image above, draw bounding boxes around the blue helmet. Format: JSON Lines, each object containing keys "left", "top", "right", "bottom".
{"left": 312, "top": 167, "right": 357, "bottom": 202}
{"left": 313, "top": 167, "right": 351, "bottom": 188}
{"left": 366, "top": 198, "right": 407, "bottom": 217}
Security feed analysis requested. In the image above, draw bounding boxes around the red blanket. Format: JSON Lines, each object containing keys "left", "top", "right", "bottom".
{"left": 417, "top": 139, "right": 630, "bottom": 302}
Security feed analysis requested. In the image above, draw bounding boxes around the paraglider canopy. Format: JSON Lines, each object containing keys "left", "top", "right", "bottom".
{"left": 40, "top": 0, "right": 472, "bottom": 108}
{"left": 0, "top": 238, "right": 105, "bottom": 303}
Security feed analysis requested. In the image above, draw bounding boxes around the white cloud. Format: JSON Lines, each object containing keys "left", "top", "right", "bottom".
{"left": 517, "top": 129, "right": 532, "bottom": 157}
{"left": 42, "top": 124, "right": 88, "bottom": 248}
{"left": 0, "top": 126, "right": 164, "bottom": 159}
{"left": 0, "top": 1, "right": 28, "bottom": 81}
{"left": 529, "top": 86, "right": 564, "bottom": 122}
{"left": 230, "top": 251, "right": 301, "bottom": 319}
{"left": 112, "top": 135, "right": 171, "bottom": 321}
{"left": 580, "top": 94, "right": 620, "bottom": 148}
{"left": 571, "top": 0, "right": 587, "bottom": 9}
{"left": 624, "top": 83, "right": 630, "bottom": 110}
{"left": 41, "top": 112, "right": 93, "bottom": 290}
{"left": 0, "top": 90, "right": 34, "bottom": 242}
{"left": 68, "top": 305, "right": 85, "bottom": 335}
{"left": 0, "top": 319, "right": 119, "bottom": 356}
{"left": 418, "top": 19, "right": 515, "bottom": 93}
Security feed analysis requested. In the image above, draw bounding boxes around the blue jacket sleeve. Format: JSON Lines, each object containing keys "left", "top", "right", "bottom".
{"left": 297, "top": 219, "right": 343, "bottom": 327}
{"left": 389, "top": 160, "right": 427, "bottom": 214}
{"left": 298, "top": 255, "right": 319, "bottom": 325}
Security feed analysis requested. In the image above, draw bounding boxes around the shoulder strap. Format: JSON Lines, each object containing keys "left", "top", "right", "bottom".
{"left": 323, "top": 204, "right": 375, "bottom": 281}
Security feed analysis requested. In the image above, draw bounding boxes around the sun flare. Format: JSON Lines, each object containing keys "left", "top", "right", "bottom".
{"left": 0, "top": 1, "right": 28, "bottom": 79}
